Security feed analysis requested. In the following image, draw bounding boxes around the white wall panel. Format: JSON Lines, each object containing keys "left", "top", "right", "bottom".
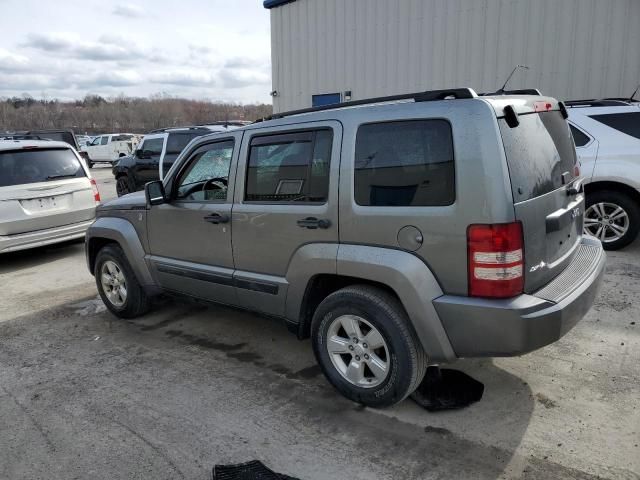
{"left": 269, "top": 0, "right": 640, "bottom": 112}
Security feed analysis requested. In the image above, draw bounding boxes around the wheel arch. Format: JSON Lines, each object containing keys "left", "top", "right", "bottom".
{"left": 86, "top": 217, "right": 157, "bottom": 292}
{"left": 585, "top": 180, "right": 640, "bottom": 205}
{"left": 285, "top": 243, "right": 456, "bottom": 363}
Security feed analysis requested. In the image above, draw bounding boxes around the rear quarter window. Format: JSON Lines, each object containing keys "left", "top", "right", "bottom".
{"left": 499, "top": 111, "right": 577, "bottom": 202}
{"left": 354, "top": 120, "right": 455, "bottom": 206}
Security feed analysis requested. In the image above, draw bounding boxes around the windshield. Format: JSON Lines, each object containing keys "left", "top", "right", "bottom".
{"left": 499, "top": 111, "right": 577, "bottom": 202}
{"left": 166, "top": 132, "right": 206, "bottom": 154}
{"left": 0, "top": 148, "right": 85, "bottom": 187}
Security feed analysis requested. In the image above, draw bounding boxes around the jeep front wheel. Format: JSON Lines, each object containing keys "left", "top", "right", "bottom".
{"left": 311, "top": 285, "right": 427, "bottom": 408}
{"left": 95, "top": 244, "right": 150, "bottom": 318}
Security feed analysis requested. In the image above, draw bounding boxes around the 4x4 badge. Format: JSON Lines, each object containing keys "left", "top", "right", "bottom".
{"left": 571, "top": 207, "right": 581, "bottom": 219}
{"left": 530, "top": 261, "right": 547, "bottom": 273}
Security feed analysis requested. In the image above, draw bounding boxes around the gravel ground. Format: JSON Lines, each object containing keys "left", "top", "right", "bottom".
{"left": 0, "top": 170, "right": 638, "bottom": 480}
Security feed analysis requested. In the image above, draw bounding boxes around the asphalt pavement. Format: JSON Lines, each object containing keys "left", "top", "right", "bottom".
{"left": 0, "top": 170, "right": 638, "bottom": 480}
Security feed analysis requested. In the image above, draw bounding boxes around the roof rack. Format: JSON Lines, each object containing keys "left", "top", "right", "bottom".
{"left": 602, "top": 97, "right": 640, "bottom": 103}
{"left": 263, "top": 88, "right": 478, "bottom": 121}
{"left": 565, "top": 99, "right": 633, "bottom": 108}
{"left": 148, "top": 125, "right": 214, "bottom": 134}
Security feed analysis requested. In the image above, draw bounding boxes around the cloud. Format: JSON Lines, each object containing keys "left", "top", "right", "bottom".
{"left": 0, "top": 49, "right": 30, "bottom": 72}
{"left": 112, "top": 3, "right": 144, "bottom": 18}
{"left": 150, "top": 70, "right": 216, "bottom": 87}
{"left": 75, "top": 70, "right": 143, "bottom": 88}
{"left": 23, "top": 33, "right": 74, "bottom": 52}
{"left": 23, "top": 32, "right": 144, "bottom": 61}
{"left": 223, "top": 57, "right": 255, "bottom": 69}
{"left": 219, "top": 67, "right": 270, "bottom": 89}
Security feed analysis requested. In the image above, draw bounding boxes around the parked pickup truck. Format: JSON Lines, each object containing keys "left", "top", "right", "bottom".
{"left": 82, "top": 133, "right": 140, "bottom": 167}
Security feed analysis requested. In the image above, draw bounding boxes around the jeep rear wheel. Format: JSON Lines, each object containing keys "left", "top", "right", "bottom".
{"left": 116, "top": 175, "right": 131, "bottom": 197}
{"left": 585, "top": 190, "right": 640, "bottom": 250}
{"left": 95, "top": 244, "right": 150, "bottom": 318}
{"left": 311, "top": 285, "right": 427, "bottom": 408}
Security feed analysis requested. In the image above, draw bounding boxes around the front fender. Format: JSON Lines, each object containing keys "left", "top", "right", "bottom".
{"left": 86, "top": 216, "right": 155, "bottom": 289}
{"left": 337, "top": 245, "right": 456, "bottom": 363}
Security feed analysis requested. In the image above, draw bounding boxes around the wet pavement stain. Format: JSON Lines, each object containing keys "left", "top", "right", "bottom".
{"left": 424, "top": 426, "right": 452, "bottom": 436}
{"left": 160, "top": 329, "right": 321, "bottom": 381}
{"left": 164, "top": 330, "right": 246, "bottom": 352}
{"left": 139, "top": 306, "right": 208, "bottom": 331}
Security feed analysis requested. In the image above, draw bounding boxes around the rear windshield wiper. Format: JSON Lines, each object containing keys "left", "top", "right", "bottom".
{"left": 46, "top": 174, "right": 78, "bottom": 180}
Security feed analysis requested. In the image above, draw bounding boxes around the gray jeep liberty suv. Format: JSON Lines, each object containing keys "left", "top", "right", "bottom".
{"left": 86, "top": 88, "right": 606, "bottom": 407}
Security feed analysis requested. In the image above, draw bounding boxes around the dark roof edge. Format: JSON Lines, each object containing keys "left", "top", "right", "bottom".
{"left": 263, "top": 0, "right": 297, "bottom": 9}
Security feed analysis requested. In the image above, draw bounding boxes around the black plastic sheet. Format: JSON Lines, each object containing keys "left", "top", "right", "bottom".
{"left": 213, "top": 460, "right": 300, "bottom": 480}
{"left": 411, "top": 366, "right": 485, "bottom": 411}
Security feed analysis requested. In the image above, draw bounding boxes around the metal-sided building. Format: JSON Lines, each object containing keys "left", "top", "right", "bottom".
{"left": 264, "top": 0, "right": 640, "bottom": 113}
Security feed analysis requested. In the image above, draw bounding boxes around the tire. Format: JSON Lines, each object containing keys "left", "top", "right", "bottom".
{"left": 584, "top": 190, "right": 640, "bottom": 250}
{"left": 88, "top": 161, "right": 94, "bottom": 168}
{"left": 311, "top": 285, "right": 428, "bottom": 408}
{"left": 116, "top": 175, "right": 131, "bottom": 197}
{"left": 95, "top": 244, "right": 150, "bottom": 318}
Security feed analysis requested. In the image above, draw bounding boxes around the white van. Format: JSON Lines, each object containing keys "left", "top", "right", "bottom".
{"left": 0, "top": 140, "right": 100, "bottom": 253}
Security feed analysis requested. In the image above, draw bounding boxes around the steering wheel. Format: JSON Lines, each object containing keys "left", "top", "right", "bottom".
{"left": 202, "top": 177, "right": 228, "bottom": 192}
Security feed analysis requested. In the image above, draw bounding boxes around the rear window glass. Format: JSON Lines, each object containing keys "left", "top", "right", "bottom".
{"left": 589, "top": 112, "right": 640, "bottom": 140}
{"left": 499, "top": 111, "right": 577, "bottom": 202}
{"left": 354, "top": 120, "right": 455, "bottom": 206}
{"left": 0, "top": 148, "right": 85, "bottom": 187}
{"left": 166, "top": 132, "right": 206, "bottom": 154}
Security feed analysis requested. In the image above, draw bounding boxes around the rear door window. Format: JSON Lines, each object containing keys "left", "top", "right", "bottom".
{"left": 499, "top": 111, "right": 577, "bottom": 202}
{"left": 245, "top": 130, "right": 332, "bottom": 203}
{"left": 589, "top": 112, "right": 640, "bottom": 140}
{"left": 354, "top": 120, "right": 455, "bottom": 206}
{"left": 0, "top": 148, "right": 85, "bottom": 187}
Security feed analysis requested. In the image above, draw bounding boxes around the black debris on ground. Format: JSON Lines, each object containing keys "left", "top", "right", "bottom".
{"left": 213, "top": 461, "right": 300, "bottom": 480}
{"left": 411, "top": 366, "right": 485, "bottom": 411}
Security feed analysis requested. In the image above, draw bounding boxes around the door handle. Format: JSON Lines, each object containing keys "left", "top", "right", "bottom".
{"left": 203, "top": 213, "right": 229, "bottom": 224}
{"left": 297, "top": 217, "right": 331, "bottom": 229}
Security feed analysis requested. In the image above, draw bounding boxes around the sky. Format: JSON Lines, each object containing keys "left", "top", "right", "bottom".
{"left": 0, "top": 0, "right": 273, "bottom": 103}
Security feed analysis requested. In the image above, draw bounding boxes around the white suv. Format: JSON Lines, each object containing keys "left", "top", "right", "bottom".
{"left": 567, "top": 100, "right": 640, "bottom": 249}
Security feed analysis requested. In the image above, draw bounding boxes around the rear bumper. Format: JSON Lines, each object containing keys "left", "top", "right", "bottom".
{"left": 434, "top": 236, "right": 606, "bottom": 357}
{"left": 0, "top": 219, "right": 94, "bottom": 253}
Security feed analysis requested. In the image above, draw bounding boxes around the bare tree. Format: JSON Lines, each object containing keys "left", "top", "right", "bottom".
{"left": 0, "top": 94, "right": 272, "bottom": 134}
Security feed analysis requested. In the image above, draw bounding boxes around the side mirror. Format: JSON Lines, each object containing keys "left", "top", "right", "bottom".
{"left": 145, "top": 180, "right": 166, "bottom": 206}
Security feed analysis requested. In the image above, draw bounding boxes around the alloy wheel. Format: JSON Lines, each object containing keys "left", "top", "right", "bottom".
{"left": 326, "top": 315, "right": 390, "bottom": 388}
{"left": 100, "top": 260, "right": 127, "bottom": 307}
{"left": 584, "top": 202, "right": 630, "bottom": 243}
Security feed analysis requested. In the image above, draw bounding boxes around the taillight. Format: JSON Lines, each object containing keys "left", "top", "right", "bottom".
{"left": 90, "top": 178, "right": 101, "bottom": 204}
{"left": 467, "top": 222, "right": 524, "bottom": 298}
